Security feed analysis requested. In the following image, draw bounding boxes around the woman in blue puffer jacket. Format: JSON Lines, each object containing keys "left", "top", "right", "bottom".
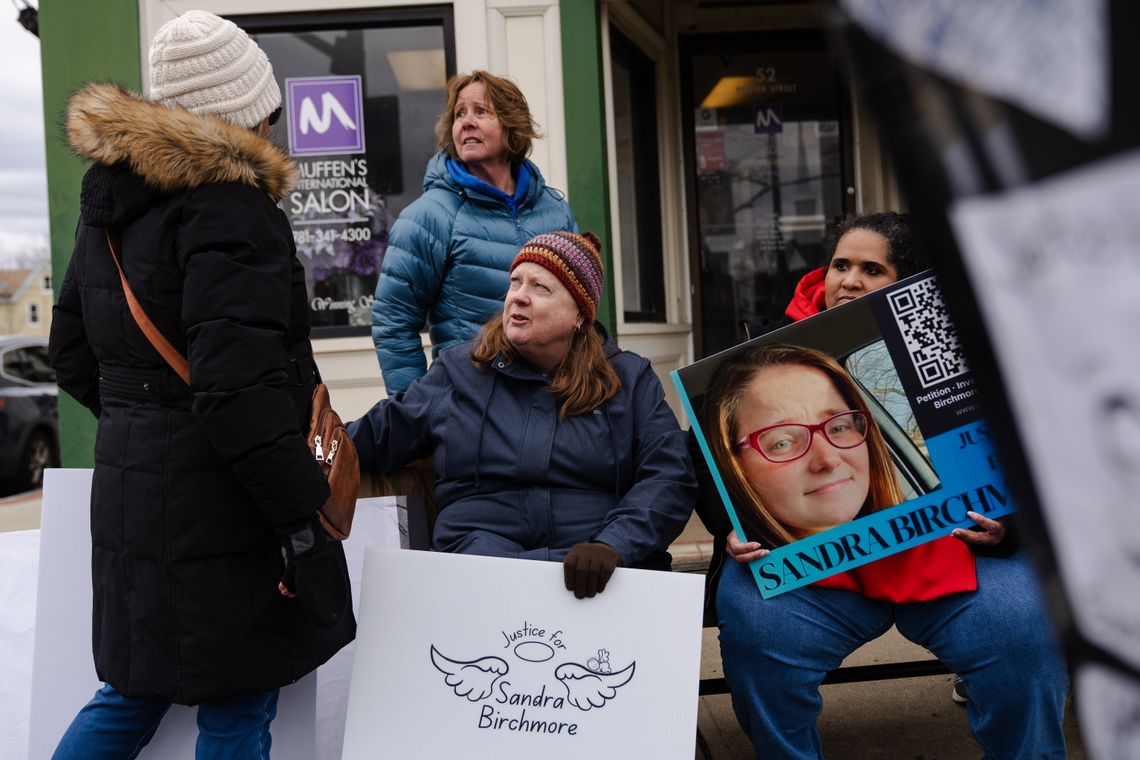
{"left": 372, "top": 70, "right": 577, "bottom": 394}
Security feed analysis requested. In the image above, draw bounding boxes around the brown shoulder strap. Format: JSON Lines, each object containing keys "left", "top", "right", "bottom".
{"left": 106, "top": 229, "right": 190, "bottom": 385}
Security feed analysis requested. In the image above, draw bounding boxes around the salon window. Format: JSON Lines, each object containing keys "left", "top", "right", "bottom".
{"left": 241, "top": 8, "right": 456, "bottom": 337}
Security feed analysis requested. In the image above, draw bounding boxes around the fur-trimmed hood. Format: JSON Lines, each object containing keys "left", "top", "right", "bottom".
{"left": 67, "top": 83, "right": 296, "bottom": 202}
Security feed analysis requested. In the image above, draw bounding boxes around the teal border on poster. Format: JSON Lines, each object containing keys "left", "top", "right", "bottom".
{"left": 673, "top": 370, "right": 747, "bottom": 544}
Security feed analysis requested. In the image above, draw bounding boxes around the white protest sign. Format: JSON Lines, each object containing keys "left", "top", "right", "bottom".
{"left": 0, "top": 529, "right": 38, "bottom": 760}
{"left": 950, "top": 151, "right": 1140, "bottom": 670}
{"left": 342, "top": 548, "right": 704, "bottom": 759}
{"left": 27, "top": 469, "right": 317, "bottom": 759}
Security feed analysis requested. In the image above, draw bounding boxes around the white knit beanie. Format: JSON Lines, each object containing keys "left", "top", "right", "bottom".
{"left": 149, "top": 10, "right": 281, "bottom": 130}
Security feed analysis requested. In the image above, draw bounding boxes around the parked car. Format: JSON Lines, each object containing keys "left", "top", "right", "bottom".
{"left": 0, "top": 336, "right": 59, "bottom": 492}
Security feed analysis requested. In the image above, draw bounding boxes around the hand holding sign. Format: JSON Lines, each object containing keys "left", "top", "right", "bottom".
{"left": 563, "top": 543, "right": 622, "bottom": 599}
{"left": 726, "top": 530, "right": 769, "bottom": 564}
{"left": 951, "top": 512, "right": 1009, "bottom": 547}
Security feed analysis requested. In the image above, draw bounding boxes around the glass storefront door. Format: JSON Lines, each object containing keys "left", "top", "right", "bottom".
{"left": 682, "top": 32, "right": 852, "bottom": 357}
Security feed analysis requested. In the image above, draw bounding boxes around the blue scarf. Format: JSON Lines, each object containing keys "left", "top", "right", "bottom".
{"left": 446, "top": 158, "right": 532, "bottom": 216}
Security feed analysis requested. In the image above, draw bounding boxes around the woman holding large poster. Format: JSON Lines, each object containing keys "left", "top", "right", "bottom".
{"left": 698, "top": 289, "right": 1069, "bottom": 756}
{"left": 702, "top": 213, "right": 930, "bottom": 563}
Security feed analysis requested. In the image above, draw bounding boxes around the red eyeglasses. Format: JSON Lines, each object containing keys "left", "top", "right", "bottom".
{"left": 736, "top": 410, "right": 870, "bottom": 463}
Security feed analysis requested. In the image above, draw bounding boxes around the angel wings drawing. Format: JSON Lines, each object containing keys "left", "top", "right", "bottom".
{"left": 429, "top": 646, "right": 509, "bottom": 701}
{"left": 430, "top": 645, "right": 636, "bottom": 711}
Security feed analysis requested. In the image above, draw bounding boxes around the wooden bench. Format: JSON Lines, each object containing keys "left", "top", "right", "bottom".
{"left": 358, "top": 460, "right": 438, "bottom": 551}
{"left": 698, "top": 659, "right": 950, "bottom": 697}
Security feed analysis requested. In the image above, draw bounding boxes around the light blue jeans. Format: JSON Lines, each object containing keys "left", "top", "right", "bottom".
{"left": 717, "top": 551, "right": 1068, "bottom": 759}
{"left": 51, "top": 683, "right": 279, "bottom": 760}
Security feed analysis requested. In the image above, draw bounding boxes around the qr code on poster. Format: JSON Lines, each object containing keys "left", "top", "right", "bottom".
{"left": 887, "top": 279, "right": 969, "bottom": 389}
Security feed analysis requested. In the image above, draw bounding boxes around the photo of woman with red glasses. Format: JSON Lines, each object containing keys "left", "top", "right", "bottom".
{"left": 698, "top": 341, "right": 1069, "bottom": 759}
{"left": 703, "top": 343, "right": 899, "bottom": 545}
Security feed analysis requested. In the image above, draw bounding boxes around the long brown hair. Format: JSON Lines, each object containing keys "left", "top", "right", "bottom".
{"left": 471, "top": 316, "right": 621, "bottom": 418}
{"left": 434, "top": 70, "right": 540, "bottom": 168}
{"left": 702, "top": 344, "right": 903, "bottom": 546}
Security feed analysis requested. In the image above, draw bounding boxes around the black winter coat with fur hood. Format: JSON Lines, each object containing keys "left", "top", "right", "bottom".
{"left": 49, "top": 84, "right": 355, "bottom": 704}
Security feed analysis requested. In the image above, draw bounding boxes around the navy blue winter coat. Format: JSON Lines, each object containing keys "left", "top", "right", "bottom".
{"left": 349, "top": 331, "right": 696, "bottom": 569}
{"left": 371, "top": 152, "right": 577, "bottom": 393}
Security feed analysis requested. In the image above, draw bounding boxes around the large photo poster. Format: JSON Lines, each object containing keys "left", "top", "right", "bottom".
{"left": 674, "top": 272, "right": 1014, "bottom": 597}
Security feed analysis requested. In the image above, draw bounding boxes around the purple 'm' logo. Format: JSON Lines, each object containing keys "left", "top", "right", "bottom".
{"left": 753, "top": 103, "right": 784, "bottom": 135}
{"left": 286, "top": 75, "right": 366, "bottom": 156}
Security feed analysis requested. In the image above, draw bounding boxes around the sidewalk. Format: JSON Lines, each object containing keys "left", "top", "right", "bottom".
{"left": 0, "top": 489, "right": 41, "bottom": 533}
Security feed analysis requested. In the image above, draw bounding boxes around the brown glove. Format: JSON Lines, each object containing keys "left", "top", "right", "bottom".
{"left": 563, "top": 542, "right": 622, "bottom": 599}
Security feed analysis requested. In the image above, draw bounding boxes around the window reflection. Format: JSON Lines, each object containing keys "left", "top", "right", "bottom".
{"left": 247, "top": 13, "right": 453, "bottom": 335}
{"left": 686, "top": 37, "right": 848, "bottom": 356}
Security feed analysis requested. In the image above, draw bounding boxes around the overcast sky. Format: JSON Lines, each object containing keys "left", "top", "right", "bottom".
{"left": 0, "top": 8, "right": 49, "bottom": 267}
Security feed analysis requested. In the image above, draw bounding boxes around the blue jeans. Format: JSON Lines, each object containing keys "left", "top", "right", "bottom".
{"left": 52, "top": 683, "right": 279, "bottom": 760}
{"left": 717, "top": 551, "right": 1068, "bottom": 760}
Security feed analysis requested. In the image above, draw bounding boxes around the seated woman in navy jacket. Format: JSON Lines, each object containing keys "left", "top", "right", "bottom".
{"left": 351, "top": 231, "right": 696, "bottom": 597}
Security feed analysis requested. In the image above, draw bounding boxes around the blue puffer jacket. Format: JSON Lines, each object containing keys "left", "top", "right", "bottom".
{"left": 349, "top": 331, "right": 697, "bottom": 569}
{"left": 372, "top": 152, "right": 577, "bottom": 392}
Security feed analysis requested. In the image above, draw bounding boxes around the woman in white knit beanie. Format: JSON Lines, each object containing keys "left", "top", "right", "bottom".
{"left": 148, "top": 9, "right": 281, "bottom": 131}
{"left": 49, "top": 10, "right": 354, "bottom": 759}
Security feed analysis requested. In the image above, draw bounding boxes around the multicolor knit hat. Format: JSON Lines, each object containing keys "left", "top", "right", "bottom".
{"left": 511, "top": 231, "right": 605, "bottom": 323}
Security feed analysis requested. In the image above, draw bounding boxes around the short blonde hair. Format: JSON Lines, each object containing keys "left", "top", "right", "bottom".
{"left": 434, "top": 70, "right": 540, "bottom": 168}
